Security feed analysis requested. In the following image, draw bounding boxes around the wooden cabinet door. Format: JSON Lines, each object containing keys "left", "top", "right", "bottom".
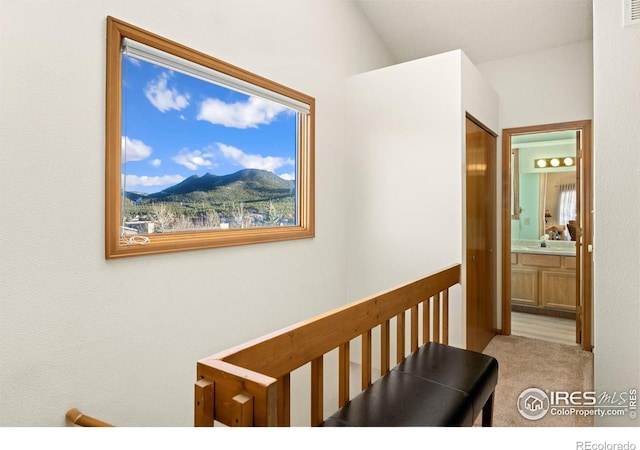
{"left": 541, "top": 271, "right": 577, "bottom": 311}
{"left": 511, "top": 268, "right": 538, "bottom": 306}
{"left": 465, "top": 116, "right": 497, "bottom": 352}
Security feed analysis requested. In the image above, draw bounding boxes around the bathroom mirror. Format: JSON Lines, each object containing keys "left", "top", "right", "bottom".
{"left": 510, "top": 130, "right": 577, "bottom": 244}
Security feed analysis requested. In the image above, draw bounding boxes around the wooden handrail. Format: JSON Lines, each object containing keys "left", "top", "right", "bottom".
{"left": 218, "top": 264, "right": 460, "bottom": 377}
{"left": 65, "top": 408, "right": 114, "bottom": 427}
{"left": 196, "top": 263, "right": 461, "bottom": 427}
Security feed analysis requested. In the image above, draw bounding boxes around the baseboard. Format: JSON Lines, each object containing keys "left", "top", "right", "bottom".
{"left": 511, "top": 304, "right": 575, "bottom": 320}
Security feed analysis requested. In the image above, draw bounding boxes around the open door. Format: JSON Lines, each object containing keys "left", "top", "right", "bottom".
{"left": 575, "top": 126, "right": 594, "bottom": 351}
{"left": 574, "top": 130, "right": 582, "bottom": 344}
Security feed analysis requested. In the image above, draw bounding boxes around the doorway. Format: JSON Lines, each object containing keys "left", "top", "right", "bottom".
{"left": 501, "top": 121, "right": 593, "bottom": 351}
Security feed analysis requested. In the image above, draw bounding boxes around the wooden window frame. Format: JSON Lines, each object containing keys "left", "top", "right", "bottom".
{"left": 105, "top": 17, "right": 314, "bottom": 259}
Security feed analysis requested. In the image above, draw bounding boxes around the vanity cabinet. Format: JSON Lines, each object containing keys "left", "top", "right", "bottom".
{"left": 511, "top": 252, "right": 576, "bottom": 313}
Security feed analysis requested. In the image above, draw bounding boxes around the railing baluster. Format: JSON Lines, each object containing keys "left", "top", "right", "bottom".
{"left": 410, "top": 305, "right": 419, "bottom": 352}
{"left": 442, "top": 289, "right": 449, "bottom": 345}
{"left": 396, "top": 312, "right": 405, "bottom": 364}
{"left": 338, "top": 343, "right": 350, "bottom": 408}
{"left": 232, "top": 392, "right": 254, "bottom": 426}
{"left": 423, "top": 298, "right": 431, "bottom": 343}
{"left": 362, "top": 330, "right": 372, "bottom": 389}
{"left": 433, "top": 293, "right": 441, "bottom": 343}
{"left": 381, "top": 320, "right": 390, "bottom": 375}
{"left": 194, "top": 379, "right": 214, "bottom": 427}
{"left": 277, "top": 374, "right": 291, "bottom": 426}
{"left": 311, "top": 356, "right": 323, "bottom": 426}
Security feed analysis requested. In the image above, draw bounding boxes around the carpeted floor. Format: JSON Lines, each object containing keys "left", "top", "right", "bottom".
{"left": 479, "top": 334, "right": 594, "bottom": 427}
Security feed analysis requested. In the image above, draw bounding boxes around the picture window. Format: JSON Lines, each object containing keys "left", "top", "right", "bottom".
{"left": 106, "top": 17, "right": 314, "bottom": 258}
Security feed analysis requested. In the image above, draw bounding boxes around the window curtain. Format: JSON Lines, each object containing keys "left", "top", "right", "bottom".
{"left": 557, "top": 183, "right": 576, "bottom": 239}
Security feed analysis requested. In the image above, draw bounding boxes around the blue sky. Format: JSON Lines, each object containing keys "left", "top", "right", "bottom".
{"left": 121, "top": 56, "right": 297, "bottom": 194}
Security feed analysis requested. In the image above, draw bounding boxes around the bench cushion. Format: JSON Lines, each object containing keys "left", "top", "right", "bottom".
{"left": 395, "top": 342, "right": 499, "bottom": 422}
{"left": 320, "top": 342, "right": 498, "bottom": 427}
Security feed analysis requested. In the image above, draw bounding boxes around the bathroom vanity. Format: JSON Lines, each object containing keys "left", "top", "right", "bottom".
{"left": 510, "top": 240, "right": 576, "bottom": 317}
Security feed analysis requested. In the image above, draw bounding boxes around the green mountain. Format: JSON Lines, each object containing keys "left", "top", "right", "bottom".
{"left": 123, "top": 169, "right": 296, "bottom": 229}
{"left": 142, "top": 168, "right": 294, "bottom": 204}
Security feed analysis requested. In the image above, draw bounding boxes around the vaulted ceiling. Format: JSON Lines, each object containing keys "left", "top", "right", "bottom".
{"left": 355, "top": 0, "right": 593, "bottom": 65}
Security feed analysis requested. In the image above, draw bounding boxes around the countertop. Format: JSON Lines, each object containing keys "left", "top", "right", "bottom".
{"left": 511, "top": 239, "right": 576, "bottom": 257}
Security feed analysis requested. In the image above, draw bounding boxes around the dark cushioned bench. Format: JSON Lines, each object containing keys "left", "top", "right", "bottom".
{"left": 320, "top": 342, "right": 498, "bottom": 427}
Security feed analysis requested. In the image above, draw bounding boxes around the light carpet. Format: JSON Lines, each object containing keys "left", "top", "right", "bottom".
{"left": 479, "top": 334, "right": 594, "bottom": 427}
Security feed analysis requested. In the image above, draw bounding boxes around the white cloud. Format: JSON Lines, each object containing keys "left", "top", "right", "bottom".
{"left": 279, "top": 172, "right": 295, "bottom": 181}
{"left": 151, "top": 159, "right": 162, "bottom": 167}
{"left": 197, "top": 96, "right": 291, "bottom": 129}
{"left": 124, "top": 174, "right": 185, "bottom": 188}
{"left": 172, "top": 147, "right": 215, "bottom": 171}
{"left": 122, "top": 136, "right": 152, "bottom": 161}
{"left": 124, "top": 56, "right": 141, "bottom": 67}
{"left": 217, "top": 143, "right": 294, "bottom": 172}
{"left": 145, "top": 72, "right": 190, "bottom": 113}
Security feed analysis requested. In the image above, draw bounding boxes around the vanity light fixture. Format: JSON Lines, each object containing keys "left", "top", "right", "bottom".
{"left": 534, "top": 157, "right": 575, "bottom": 169}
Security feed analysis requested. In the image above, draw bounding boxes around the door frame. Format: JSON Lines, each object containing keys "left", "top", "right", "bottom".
{"left": 501, "top": 120, "right": 593, "bottom": 351}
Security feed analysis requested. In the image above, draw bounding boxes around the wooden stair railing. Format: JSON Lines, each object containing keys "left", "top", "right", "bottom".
{"left": 195, "top": 263, "right": 461, "bottom": 427}
{"left": 65, "top": 408, "right": 114, "bottom": 427}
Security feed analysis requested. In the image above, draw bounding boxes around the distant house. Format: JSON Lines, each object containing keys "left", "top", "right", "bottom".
{"left": 123, "top": 220, "right": 155, "bottom": 235}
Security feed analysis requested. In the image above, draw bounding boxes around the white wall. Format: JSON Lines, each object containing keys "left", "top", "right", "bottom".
{"left": 346, "top": 50, "right": 498, "bottom": 349}
{"left": 0, "top": 0, "right": 393, "bottom": 426}
{"left": 346, "top": 51, "right": 463, "bottom": 347}
{"left": 592, "top": 0, "right": 640, "bottom": 427}
{"left": 477, "top": 40, "right": 593, "bottom": 129}
{"left": 462, "top": 54, "right": 500, "bottom": 132}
